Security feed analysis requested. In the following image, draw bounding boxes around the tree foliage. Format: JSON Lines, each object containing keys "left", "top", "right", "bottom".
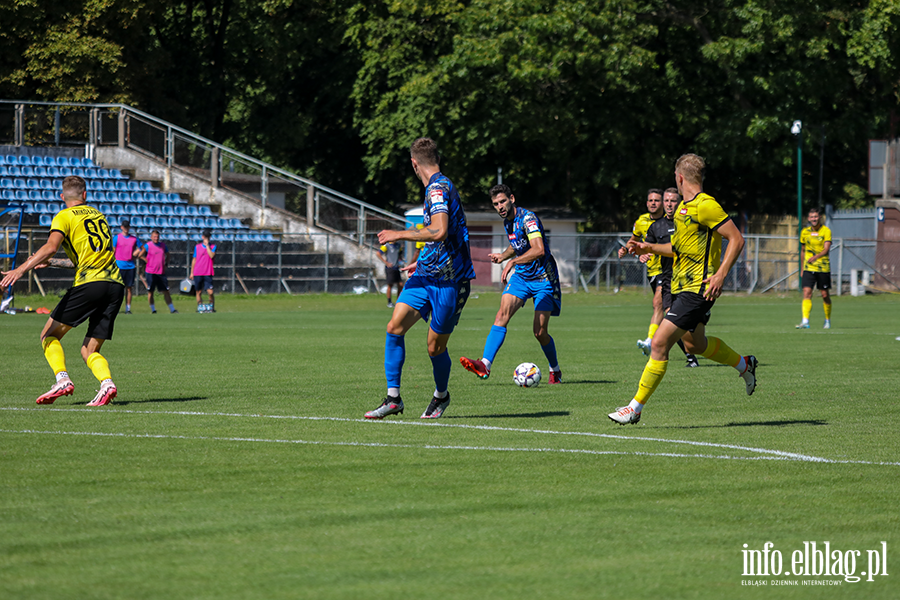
{"left": 2, "top": 1, "right": 900, "bottom": 226}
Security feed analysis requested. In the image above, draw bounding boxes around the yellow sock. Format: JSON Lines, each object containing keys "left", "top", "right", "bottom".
{"left": 802, "top": 299, "right": 812, "bottom": 320}
{"left": 42, "top": 337, "right": 67, "bottom": 375}
{"left": 634, "top": 358, "right": 668, "bottom": 405}
{"left": 647, "top": 323, "right": 659, "bottom": 339}
{"left": 823, "top": 302, "right": 832, "bottom": 320}
{"left": 700, "top": 336, "right": 742, "bottom": 369}
{"left": 86, "top": 352, "right": 112, "bottom": 383}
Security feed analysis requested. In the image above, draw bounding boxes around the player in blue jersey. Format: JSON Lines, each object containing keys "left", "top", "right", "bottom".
{"left": 460, "top": 185, "right": 562, "bottom": 383}
{"left": 365, "top": 138, "right": 476, "bottom": 420}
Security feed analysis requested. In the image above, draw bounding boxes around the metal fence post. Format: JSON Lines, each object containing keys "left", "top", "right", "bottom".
{"left": 324, "top": 233, "right": 330, "bottom": 293}
{"left": 277, "top": 235, "right": 283, "bottom": 293}
{"left": 14, "top": 104, "right": 24, "bottom": 146}
{"left": 306, "top": 184, "right": 315, "bottom": 230}
{"left": 231, "top": 238, "right": 236, "bottom": 293}
{"left": 211, "top": 147, "right": 219, "bottom": 188}
{"left": 836, "top": 238, "right": 843, "bottom": 296}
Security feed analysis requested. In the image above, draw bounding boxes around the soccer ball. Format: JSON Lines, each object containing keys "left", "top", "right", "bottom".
{"left": 513, "top": 362, "right": 541, "bottom": 387}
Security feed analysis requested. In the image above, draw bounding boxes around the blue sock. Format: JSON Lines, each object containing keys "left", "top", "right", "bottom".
{"left": 384, "top": 333, "right": 405, "bottom": 390}
{"left": 483, "top": 325, "right": 507, "bottom": 363}
{"left": 430, "top": 350, "right": 451, "bottom": 394}
{"left": 541, "top": 336, "right": 559, "bottom": 370}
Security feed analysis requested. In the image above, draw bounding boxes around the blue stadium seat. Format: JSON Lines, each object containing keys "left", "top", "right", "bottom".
{"left": 167, "top": 193, "right": 182, "bottom": 203}
{"left": 39, "top": 215, "right": 52, "bottom": 227}
{"left": 46, "top": 166, "right": 60, "bottom": 178}
{"left": 0, "top": 166, "right": 8, "bottom": 176}
{"left": 26, "top": 179, "right": 40, "bottom": 189}
{"left": 107, "top": 215, "right": 120, "bottom": 227}
{"left": 21, "top": 201, "right": 35, "bottom": 212}
{"left": 126, "top": 181, "right": 141, "bottom": 191}
{"left": 8, "top": 166, "right": 22, "bottom": 176}
{"left": 86, "top": 180, "right": 102, "bottom": 190}
{"left": 128, "top": 192, "right": 142, "bottom": 202}
{"left": 58, "top": 167, "right": 73, "bottom": 177}
{"left": 41, "top": 190, "right": 56, "bottom": 201}
{"left": 83, "top": 168, "right": 98, "bottom": 178}
{"left": 21, "top": 166, "right": 35, "bottom": 177}
{"left": 148, "top": 205, "right": 161, "bottom": 216}
{"left": 109, "top": 169, "right": 126, "bottom": 179}
{"left": 15, "top": 190, "right": 28, "bottom": 200}
{"left": 174, "top": 205, "right": 187, "bottom": 217}
{"left": 12, "top": 178, "right": 25, "bottom": 188}
{"left": 136, "top": 205, "right": 149, "bottom": 216}
{"left": 0, "top": 178, "right": 12, "bottom": 188}
{"left": 50, "top": 202, "right": 64, "bottom": 213}
{"left": 40, "top": 179, "right": 55, "bottom": 190}
{"left": 131, "top": 216, "right": 144, "bottom": 227}
{"left": 143, "top": 216, "right": 157, "bottom": 228}
{"left": 161, "top": 205, "right": 175, "bottom": 216}
{"left": 0, "top": 156, "right": 7, "bottom": 166}
{"left": 102, "top": 181, "right": 116, "bottom": 191}
{"left": 99, "top": 203, "right": 112, "bottom": 215}
{"left": 34, "top": 202, "right": 48, "bottom": 213}
{"left": 1, "top": 190, "right": 15, "bottom": 201}
{"left": 115, "top": 192, "right": 129, "bottom": 203}
{"left": 96, "top": 168, "right": 109, "bottom": 178}
{"left": 4, "top": 155, "right": 16, "bottom": 164}
{"left": 115, "top": 181, "right": 128, "bottom": 191}
{"left": 139, "top": 181, "right": 155, "bottom": 192}
{"left": 34, "top": 166, "right": 48, "bottom": 177}
{"left": 83, "top": 158, "right": 96, "bottom": 167}
{"left": 72, "top": 168, "right": 86, "bottom": 178}
{"left": 28, "top": 190, "right": 41, "bottom": 201}
{"left": 33, "top": 156, "right": 48, "bottom": 166}
{"left": 198, "top": 205, "right": 213, "bottom": 217}
{"left": 17, "top": 155, "right": 33, "bottom": 165}
{"left": 185, "top": 206, "right": 199, "bottom": 217}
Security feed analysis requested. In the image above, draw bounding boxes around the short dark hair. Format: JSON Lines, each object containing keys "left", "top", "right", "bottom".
{"left": 61, "top": 175, "right": 86, "bottom": 199}
{"left": 202, "top": 229, "right": 212, "bottom": 238}
{"left": 664, "top": 187, "right": 679, "bottom": 197}
{"left": 151, "top": 229, "right": 160, "bottom": 235}
{"left": 410, "top": 137, "right": 440, "bottom": 166}
{"left": 121, "top": 218, "right": 131, "bottom": 228}
{"left": 809, "top": 206, "right": 823, "bottom": 215}
{"left": 490, "top": 184, "right": 512, "bottom": 199}
{"left": 647, "top": 188, "right": 663, "bottom": 198}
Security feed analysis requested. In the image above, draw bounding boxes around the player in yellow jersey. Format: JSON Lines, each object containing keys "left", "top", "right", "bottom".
{"left": 797, "top": 207, "right": 832, "bottom": 329}
{"left": 618, "top": 188, "right": 664, "bottom": 355}
{"left": 609, "top": 154, "right": 757, "bottom": 425}
{"left": 1, "top": 175, "right": 124, "bottom": 406}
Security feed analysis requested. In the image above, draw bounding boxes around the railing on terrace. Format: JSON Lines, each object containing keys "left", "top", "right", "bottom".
{"left": 0, "top": 100, "right": 407, "bottom": 242}
{"left": 3, "top": 228, "right": 894, "bottom": 298}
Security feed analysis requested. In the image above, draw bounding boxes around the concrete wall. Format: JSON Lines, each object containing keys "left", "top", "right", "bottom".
{"left": 94, "top": 146, "right": 377, "bottom": 267}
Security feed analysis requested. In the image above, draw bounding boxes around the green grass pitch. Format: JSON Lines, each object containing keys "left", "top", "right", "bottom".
{"left": 1, "top": 290, "right": 898, "bottom": 599}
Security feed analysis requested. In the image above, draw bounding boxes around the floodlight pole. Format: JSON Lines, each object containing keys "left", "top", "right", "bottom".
{"left": 793, "top": 120, "right": 803, "bottom": 282}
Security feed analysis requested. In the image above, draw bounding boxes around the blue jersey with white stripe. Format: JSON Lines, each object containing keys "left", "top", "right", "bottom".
{"left": 505, "top": 206, "right": 556, "bottom": 282}
{"left": 415, "top": 172, "right": 476, "bottom": 283}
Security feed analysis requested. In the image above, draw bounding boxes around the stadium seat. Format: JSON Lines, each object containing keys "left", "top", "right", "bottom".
{"left": 198, "top": 205, "right": 213, "bottom": 217}
{"left": 115, "top": 181, "right": 128, "bottom": 191}
{"left": 167, "top": 193, "right": 182, "bottom": 203}
{"left": 131, "top": 216, "right": 143, "bottom": 227}
{"left": 0, "top": 178, "right": 12, "bottom": 188}
{"left": 143, "top": 216, "right": 157, "bottom": 228}
{"left": 114, "top": 192, "right": 128, "bottom": 203}
{"left": 39, "top": 179, "right": 54, "bottom": 190}
{"left": 107, "top": 215, "right": 120, "bottom": 227}
{"left": 109, "top": 169, "right": 126, "bottom": 179}
{"left": 126, "top": 181, "right": 140, "bottom": 191}
{"left": 58, "top": 167, "right": 72, "bottom": 177}
{"left": 16, "top": 155, "right": 32, "bottom": 165}
{"left": 12, "top": 178, "right": 25, "bottom": 188}
{"left": 139, "top": 181, "right": 155, "bottom": 192}
{"left": 161, "top": 205, "right": 174, "bottom": 216}
{"left": 101, "top": 181, "right": 115, "bottom": 191}
{"left": 72, "top": 168, "right": 86, "bottom": 178}
{"left": 46, "top": 166, "right": 60, "bottom": 178}
{"left": 7, "top": 166, "right": 22, "bottom": 177}
{"left": 21, "top": 166, "right": 35, "bottom": 177}
{"left": 184, "top": 206, "right": 198, "bottom": 217}
{"left": 1, "top": 190, "right": 15, "bottom": 201}
{"left": 83, "top": 158, "right": 95, "bottom": 167}
{"left": 40, "top": 190, "right": 55, "bottom": 201}
{"left": 14, "top": 190, "right": 28, "bottom": 201}
{"left": 34, "top": 202, "right": 48, "bottom": 213}
{"left": 26, "top": 179, "right": 40, "bottom": 189}
{"left": 39, "top": 215, "right": 52, "bottom": 227}
{"left": 174, "top": 205, "right": 187, "bottom": 217}
{"left": 0, "top": 167, "right": 8, "bottom": 176}
{"left": 21, "top": 201, "right": 35, "bottom": 212}
{"left": 34, "top": 167, "right": 48, "bottom": 177}
{"left": 148, "top": 205, "right": 161, "bottom": 216}
{"left": 27, "top": 190, "right": 41, "bottom": 201}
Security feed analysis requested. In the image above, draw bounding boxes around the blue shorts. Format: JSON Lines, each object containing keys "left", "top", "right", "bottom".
{"left": 397, "top": 276, "right": 471, "bottom": 335}
{"left": 194, "top": 275, "right": 214, "bottom": 292}
{"left": 503, "top": 273, "right": 561, "bottom": 316}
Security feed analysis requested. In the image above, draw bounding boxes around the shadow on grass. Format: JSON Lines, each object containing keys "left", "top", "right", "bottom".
{"left": 114, "top": 396, "right": 208, "bottom": 406}
{"left": 444, "top": 411, "right": 570, "bottom": 419}
{"left": 658, "top": 419, "right": 828, "bottom": 429}
{"left": 560, "top": 379, "right": 617, "bottom": 385}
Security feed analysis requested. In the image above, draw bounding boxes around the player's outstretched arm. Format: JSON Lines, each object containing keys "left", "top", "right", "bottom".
{"left": 629, "top": 241, "right": 673, "bottom": 257}
{"left": 489, "top": 245, "right": 516, "bottom": 264}
{"left": 0, "top": 232, "right": 64, "bottom": 287}
{"left": 379, "top": 213, "right": 448, "bottom": 245}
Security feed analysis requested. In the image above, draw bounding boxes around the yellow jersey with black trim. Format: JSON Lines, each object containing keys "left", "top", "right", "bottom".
{"left": 800, "top": 225, "right": 831, "bottom": 273}
{"left": 671, "top": 192, "right": 731, "bottom": 296}
{"left": 50, "top": 204, "right": 123, "bottom": 287}
{"left": 632, "top": 213, "right": 662, "bottom": 277}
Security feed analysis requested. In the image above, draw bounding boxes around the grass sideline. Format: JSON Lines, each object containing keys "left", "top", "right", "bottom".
{"left": 1, "top": 291, "right": 899, "bottom": 599}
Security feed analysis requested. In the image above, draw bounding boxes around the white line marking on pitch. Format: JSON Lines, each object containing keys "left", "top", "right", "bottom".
{"left": 0, "top": 428, "right": 890, "bottom": 464}
{"left": 2, "top": 407, "right": 898, "bottom": 466}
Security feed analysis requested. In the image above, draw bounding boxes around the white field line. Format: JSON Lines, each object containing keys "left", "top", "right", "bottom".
{"left": 1, "top": 407, "right": 899, "bottom": 466}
